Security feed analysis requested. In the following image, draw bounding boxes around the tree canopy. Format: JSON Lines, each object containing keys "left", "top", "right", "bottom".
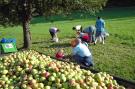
{"left": 0, "top": 0, "right": 107, "bottom": 48}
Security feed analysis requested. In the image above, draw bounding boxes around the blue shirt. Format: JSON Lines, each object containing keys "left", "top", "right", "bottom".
{"left": 95, "top": 19, "right": 105, "bottom": 32}
{"left": 72, "top": 43, "right": 91, "bottom": 57}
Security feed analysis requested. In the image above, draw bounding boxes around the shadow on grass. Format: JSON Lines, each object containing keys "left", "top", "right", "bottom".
{"left": 49, "top": 43, "right": 71, "bottom": 48}
{"left": 31, "top": 7, "right": 135, "bottom": 24}
{"left": 32, "top": 41, "right": 47, "bottom": 44}
{"left": 32, "top": 40, "right": 51, "bottom": 45}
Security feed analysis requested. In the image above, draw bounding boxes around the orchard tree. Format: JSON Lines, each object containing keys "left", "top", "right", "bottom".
{"left": 0, "top": 0, "right": 107, "bottom": 49}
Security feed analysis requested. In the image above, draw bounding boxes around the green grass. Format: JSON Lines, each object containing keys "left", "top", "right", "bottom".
{"left": 0, "top": 7, "right": 135, "bottom": 82}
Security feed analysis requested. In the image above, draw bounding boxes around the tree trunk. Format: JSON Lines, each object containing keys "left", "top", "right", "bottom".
{"left": 22, "top": 20, "right": 31, "bottom": 49}
{"left": 22, "top": 0, "right": 32, "bottom": 49}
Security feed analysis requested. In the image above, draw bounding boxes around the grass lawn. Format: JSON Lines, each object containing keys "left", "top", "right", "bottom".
{"left": 0, "top": 7, "right": 135, "bottom": 82}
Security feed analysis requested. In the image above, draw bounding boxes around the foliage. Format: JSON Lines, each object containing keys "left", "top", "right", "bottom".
{"left": 0, "top": 0, "right": 107, "bottom": 26}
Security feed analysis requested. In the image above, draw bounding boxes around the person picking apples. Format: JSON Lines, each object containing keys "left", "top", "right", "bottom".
{"left": 76, "top": 30, "right": 90, "bottom": 43}
{"left": 49, "top": 27, "right": 60, "bottom": 42}
{"left": 83, "top": 25, "right": 96, "bottom": 44}
{"left": 71, "top": 38, "right": 94, "bottom": 67}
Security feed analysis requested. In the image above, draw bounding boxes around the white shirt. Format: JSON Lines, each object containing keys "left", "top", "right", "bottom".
{"left": 75, "top": 25, "right": 82, "bottom": 31}
{"left": 49, "top": 27, "right": 58, "bottom": 33}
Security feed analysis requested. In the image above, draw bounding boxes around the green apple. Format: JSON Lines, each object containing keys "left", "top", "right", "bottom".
{"left": 26, "top": 86, "right": 32, "bottom": 89}
{"left": 49, "top": 76, "right": 55, "bottom": 82}
{"left": 52, "top": 73, "right": 57, "bottom": 77}
{"left": 55, "top": 78, "right": 61, "bottom": 83}
{"left": 32, "top": 83, "right": 38, "bottom": 89}
{"left": 3, "top": 70, "right": 8, "bottom": 75}
{"left": 94, "top": 73, "right": 103, "bottom": 83}
{"left": 31, "top": 79, "right": 37, "bottom": 84}
{"left": 39, "top": 77, "right": 46, "bottom": 82}
{"left": 48, "top": 81, "right": 52, "bottom": 85}
{"left": 96, "top": 86, "right": 103, "bottom": 89}
{"left": 56, "top": 83, "right": 62, "bottom": 88}
{"left": 62, "top": 82, "right": 69, "bottom": 89}
{"left": 16, "top": 66, "right": 22, "bottom": 72}
{"left": 2, "top": 76, "right": 8, "bottom": 82}
{"left": 45, "top": 86, "right": 51, "bottom": 89}
{"left": 32, "top": 69, "right": 38, "bottom": 74}
{"left": 91, "top": 81, "right": 98, "bottom": 87}
{"left": 28, "top": 75, "right": 33, "bottom": 81}
{"left": 75, "top": 83, "right": 81, "bottom": 89}
{"left": 21, "top": 84, "right": 27, "bottom": 89}
{"left": 61, "top": 75, "right": 66, "bottom": 82}
{"left": 112, "top": 80, "right": 118, "bottom": 85}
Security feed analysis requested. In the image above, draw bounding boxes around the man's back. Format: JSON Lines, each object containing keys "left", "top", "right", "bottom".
{"left": 73, "top": 43, "right": 91, "bottom": 57}
{"left": 96, "top": 19, "right": 105, "bottom": 32}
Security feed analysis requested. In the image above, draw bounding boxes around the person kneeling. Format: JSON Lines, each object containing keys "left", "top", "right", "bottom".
{"left": 71, "top": 39, "right": 94, "bottom": 67}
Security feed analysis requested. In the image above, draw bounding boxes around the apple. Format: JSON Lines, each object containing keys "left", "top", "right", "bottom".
{"left": 44, "top": 72, "right": 51, "bottom": 78}
{"left": 32, "top": 69, "right": 38, "bottom": 75}
{"left": 61, "top": 74, "right": 67, "bottom": 82}
{"left": 47, "top": 81, "right": 52, "bottom": 86}
{"left": 108, "top": 84, "right": 113, "bottom": 89}
{"left": 21, "top": 84, "right": 27, "bottom": 89}
{"left": 94, "top": 73, "right": 104, "bottom": 83}
{"left": 16, "top": 66, "right": 23, "bottom": 72}
{"left": 26, "top": 86, "right": 32, "bottom": 89}
{"left": 55, "top": 78, "right": 61, "bottom": 83}
{"left": 54, "top": 67, "right": 59, "bottom": 72}
{"left": 62, "top": 82, "right": 69, "bottom": 89}
{"left": 2, "top": 70, "right": 8, "bottom": 75}
{"left": 91, "top": 81, "right": 98, "bottom": 87}
{"left": 69, "top": 79, "right": 76, "bottom": 86}
{"left": 45, "top": 86, "right": 51, "bottom": 89}
{"left": 0, "top": 50, "right": 125, "bottom": 89}
{"left": 56, "top": 83, "right": 62, "bottom": 88}
{"left": 75, "top": 83, "right": 81, "bottom": 89}
{"left": 52, "top": 73, "right": 57, "bottom": 77}
{"left": 49, "top": 76, "right": 55, "bottom": 82}
{"left": 28, "top": 64, "right": 33, "bottom": 69}
{"left": 78, "top": 79, "right": 84, "bottom": 85}
{"left": 112, "top": 80, "right": 118, "bottom": 86}
{"left": 39, "top": 77, "right": 46, "bottom": 82}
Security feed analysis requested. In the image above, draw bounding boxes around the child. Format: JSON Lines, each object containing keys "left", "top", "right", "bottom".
{"left": 71, "top": 38, "right": 94, "bottom": 67}
{"left": 49, "top": 27, "right": 60, "bottom": 42}
{"left": 77, "top": 38, "right": 88, "bottom": 47}
{"left": 77, "top": 30, "right": 90, "bottom": 43}
{"left": 103, "top": 29, "right": 109, "bottom": 40}
{"left": 55, "top": 49, "right": 65, "bottom": 60}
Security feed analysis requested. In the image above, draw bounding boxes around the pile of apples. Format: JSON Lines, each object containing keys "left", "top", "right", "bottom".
{"left": 0, "top": 50, "right": 125, "bottom": 89}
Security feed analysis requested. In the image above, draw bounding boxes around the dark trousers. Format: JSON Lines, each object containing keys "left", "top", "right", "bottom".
{"left": 73, "top": 54, "right": 94, "bottom": 67}
{"left": 49, "top": 31, "right": 55, "bottom": 39}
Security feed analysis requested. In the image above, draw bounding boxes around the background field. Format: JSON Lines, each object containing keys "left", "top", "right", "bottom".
{"left": 0, "top": 7, "right": 135, "bottom": 82}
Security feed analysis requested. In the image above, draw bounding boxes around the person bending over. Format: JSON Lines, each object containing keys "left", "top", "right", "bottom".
{"left": 83, "top": 25, "right": 96, "bottom": 44}
{"left": 49, "top": 27, "right": 60, "bottom": 42}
